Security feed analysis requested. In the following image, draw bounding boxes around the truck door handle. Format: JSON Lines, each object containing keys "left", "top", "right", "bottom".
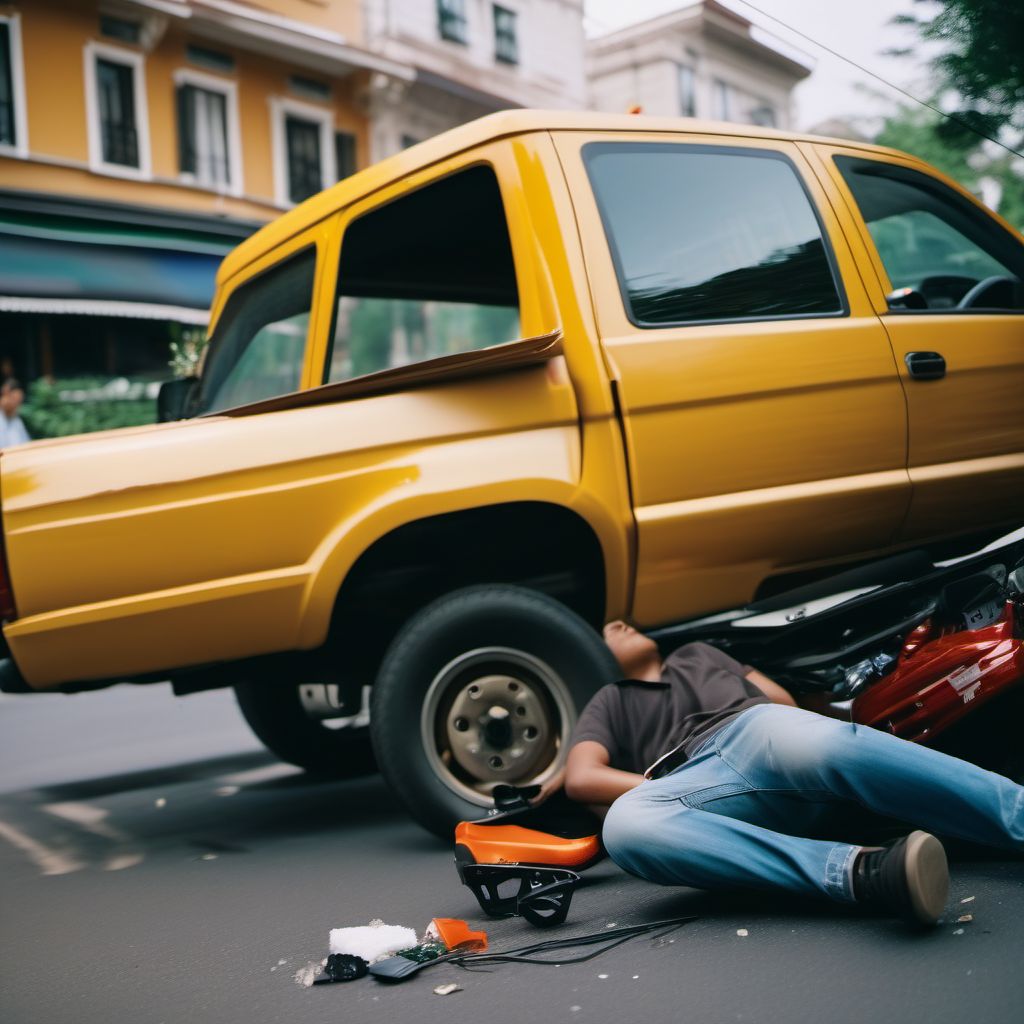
{"left": 905, "top": 351, "right": 946, "bottom": 380}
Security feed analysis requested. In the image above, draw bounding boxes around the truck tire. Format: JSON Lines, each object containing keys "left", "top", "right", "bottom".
{"left": 370, "top": 585, "right": 620, "bottom": 838}
{"left": 234, "top": 681, "right": 376, "bottom": 778}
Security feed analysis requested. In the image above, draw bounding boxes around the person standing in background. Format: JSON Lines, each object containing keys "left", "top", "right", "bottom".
{"left": 0, "top": 377, "right": 32, "bottom": 447}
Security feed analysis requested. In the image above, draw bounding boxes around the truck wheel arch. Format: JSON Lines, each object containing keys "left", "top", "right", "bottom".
{"left": 310, "top": 501, "right": 609, "bottom": 693}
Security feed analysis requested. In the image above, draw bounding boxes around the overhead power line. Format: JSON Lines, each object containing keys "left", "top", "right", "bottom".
{"left": 731, "top": 0, "right": 1023, "bottom": 159}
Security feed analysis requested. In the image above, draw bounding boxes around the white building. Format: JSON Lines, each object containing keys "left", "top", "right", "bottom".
{"left": 360, "top": 0, "right": 587, "bottom": 160}
{"left": 587, "top": 1, "right": 811, "bottom": 131}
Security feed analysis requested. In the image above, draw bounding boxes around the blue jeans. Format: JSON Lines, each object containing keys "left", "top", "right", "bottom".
{"left": 602, "top": 704, "right": 1024, "bottom": 902}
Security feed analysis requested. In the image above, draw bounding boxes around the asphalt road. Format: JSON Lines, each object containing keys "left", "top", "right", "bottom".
{"left": 2, "top": 684, "right": 1023, "bottom": 1024}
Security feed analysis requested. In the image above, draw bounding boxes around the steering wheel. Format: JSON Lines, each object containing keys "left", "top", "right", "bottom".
{"left": 956, "top": 275, "right": 1017, "bottom": 310}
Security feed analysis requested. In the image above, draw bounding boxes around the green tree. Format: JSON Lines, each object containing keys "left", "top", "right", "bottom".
{"left": 873, "top": 103, "right": 1024, "bottom": 229}
{"left": 892, "top": 1, "right": 1023, "bottom": 146}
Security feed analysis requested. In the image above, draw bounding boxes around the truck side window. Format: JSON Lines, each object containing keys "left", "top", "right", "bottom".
{"left": 326, "top": 164, "right": 520, "bottom": 383}
{"left": 583, "top": 143, "right": 844, "bottom": 327}
{"left": 834, "top": 156, "right": 1024, "bottom": 312}
{"left": 199, "top": 248, "right": 316, "bottom": 413}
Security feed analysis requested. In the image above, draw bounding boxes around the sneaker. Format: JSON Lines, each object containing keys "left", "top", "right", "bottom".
{"left": 853, "top": 830, "right": 949, "bottom": 925}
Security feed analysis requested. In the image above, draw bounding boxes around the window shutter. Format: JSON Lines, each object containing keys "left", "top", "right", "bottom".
{"left": 177, "top": 84, "right": 196, "bottom": 174}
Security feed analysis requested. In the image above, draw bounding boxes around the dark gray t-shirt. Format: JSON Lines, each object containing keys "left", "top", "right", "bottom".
{"left": 569, "top": 642, "right": 769, "bottom": 779}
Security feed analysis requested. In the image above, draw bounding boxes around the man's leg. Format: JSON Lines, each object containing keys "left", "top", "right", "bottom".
{"left": 602, "top": 782, "right": 860, "bottom": 902}
{"left": 717, "top": 705, "right": 1024, "bottom": 852}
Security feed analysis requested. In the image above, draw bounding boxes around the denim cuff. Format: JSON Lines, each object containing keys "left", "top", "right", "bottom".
{"left": 824, "top": 843, "right": 859, "bottom": 903}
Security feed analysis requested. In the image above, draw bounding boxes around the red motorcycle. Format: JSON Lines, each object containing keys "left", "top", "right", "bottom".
{"left": 658, "top": 525, "right": 1024, "bottom": 779}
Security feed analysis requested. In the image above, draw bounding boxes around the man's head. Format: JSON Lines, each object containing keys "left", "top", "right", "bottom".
{"left": 0, "top": 377, "right": 24, "bottom": 419}
{"left": 603, "top": 620, "right": 661, "bottom": 679}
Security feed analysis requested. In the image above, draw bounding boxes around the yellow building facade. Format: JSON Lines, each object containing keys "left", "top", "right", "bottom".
{"left": 0, "top": 0, "right": 406, "bottom": 382}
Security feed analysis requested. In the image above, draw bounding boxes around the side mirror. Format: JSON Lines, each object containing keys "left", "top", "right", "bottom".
{"left": 157, "top": 378, "right": 200, "bottom": 422}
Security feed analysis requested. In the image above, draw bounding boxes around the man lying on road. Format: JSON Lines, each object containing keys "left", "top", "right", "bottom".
{"left": 564, "top": 621, "right": 1024, "bottom": 925}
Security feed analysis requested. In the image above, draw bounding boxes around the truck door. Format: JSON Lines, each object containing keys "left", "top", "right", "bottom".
{"left": 812, "top": 147, "right": 1024, "bottom": 543}
{"left": 554, "top": 132, "right": 911, "bottom": 626}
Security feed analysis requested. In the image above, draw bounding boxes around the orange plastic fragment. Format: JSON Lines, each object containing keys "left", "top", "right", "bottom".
{"left": 430, "top": 918, "right": 488, "bottom": 952}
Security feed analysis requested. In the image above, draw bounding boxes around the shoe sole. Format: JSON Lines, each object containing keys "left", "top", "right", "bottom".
{"left": 904, "top": 830, "right": 949, "bottom": 926}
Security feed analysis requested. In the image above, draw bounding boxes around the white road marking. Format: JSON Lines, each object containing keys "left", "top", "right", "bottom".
{"left": 0, "top": 818, "right": 84, "bottom": 876}
{"left": 217, "top": 763, "right": 301, "bottom": 787}
{"left": 43, "top": 801, "right": 144, "bottom": 872}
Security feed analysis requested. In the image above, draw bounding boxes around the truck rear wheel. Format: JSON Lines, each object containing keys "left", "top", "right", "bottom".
{"left": 234, "top": 680, "right": 376, "bottom": 778}
{"left": 370, "top": 585, "right": 619, "bottom": 838}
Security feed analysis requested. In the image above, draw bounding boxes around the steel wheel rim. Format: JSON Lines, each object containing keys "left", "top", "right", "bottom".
{"left": 421, "top": 646, "right": 576, "bottom": 807}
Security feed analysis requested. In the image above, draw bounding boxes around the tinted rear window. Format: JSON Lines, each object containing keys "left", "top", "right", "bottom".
{"left": 583, "top": 143, "right": 844, "bottom": 327}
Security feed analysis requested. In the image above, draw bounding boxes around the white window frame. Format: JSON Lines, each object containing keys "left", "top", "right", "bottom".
{"left": 0, "top": 12, "right": 29, "bottom": 158}
{"left": 269, "top": 96, "right": 336, "bottom": 208}
{"left": 172, "top": 67, "right": 244, "bottom": 197}
{"left": 84, "top": 40, "right": 152, "bottom": 180}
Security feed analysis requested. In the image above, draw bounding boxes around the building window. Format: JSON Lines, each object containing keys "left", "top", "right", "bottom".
{"left": 713, "top": 79, "right": 731, "bottom": 121}
{"left": 494, "top": 6, "right": 518, "bottom": 64}
{"left": 438, "top": 0, "right": 468, "bottom": 45}
{"left": 289, "top": 75, "right": 330, "bottom": 103}
{"left": 678, "top": 65, "right": 696, "bottom": 117}
{"left": 186, "top": 44, "right": 235, "bottom": 74}
{"left": 271, "top": 98, "right": 335, "bottom": 206}
{"left": 99, "top": 14, "right": 141, "bottom": 44}
{"left": 750, "top": 104, "right": 776, "bottom": 127}
{"left": 85, "top": 43, "right": 150, "bottom": 177}
{"left": 175, "top": 70, "right": 242, "bottom": 194}
{"left": 335, "top": 131, "right": 357, "bottom": 180}
{"left": 0, "top": 14, "right": 28, "bottom": 155}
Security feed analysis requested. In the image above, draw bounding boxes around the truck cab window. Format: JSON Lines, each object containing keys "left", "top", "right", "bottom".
{"left": 327, "top": 164, "right": 520, "bottom": 384}
{"left": 198, "top": 248, "right": 316, "bottom": 413}
{"left": 834, "top": 156, "right": 1024, "bottom": 311}
{"left": 584, "top": 143, "right": 844, "bottom": 326}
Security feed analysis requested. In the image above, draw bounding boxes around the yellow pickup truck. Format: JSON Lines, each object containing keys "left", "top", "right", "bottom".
{"left": 2, "top": 111, "right": 1022, "bottom": 835}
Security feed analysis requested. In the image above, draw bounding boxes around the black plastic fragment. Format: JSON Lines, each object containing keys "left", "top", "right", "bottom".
{"left": 313, "top": 953, "right": 369, "bottom": 984}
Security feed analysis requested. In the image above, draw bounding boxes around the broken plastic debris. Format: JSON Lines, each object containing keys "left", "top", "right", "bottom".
{"left": 329, "top": 922, "right": 417, "bottom": 963}
{"left": 312, "top": 953, "right": 369, "bottom": 984}
{"left": 605, "top": 922, "right": 617, "bottom": 929}
{"left": 424, "top": 918, "right": 488, "bottom": 952}
{"left": 960, "top": 896, "right": 975, "bottom": 904}
{"left": 952, "top": 928, "right": 965, "bottom": 935}
{"left": 433, "top": 984, "right": 461, "bottom": 996}
{"left": 736, "top": 929, "right": 749, "bottom": 937}
{"left": 957, "top": 914, "right": 974, "bottom": 924}
{"left": 632, "top": 975, "right": 639, "bottom": 980}
{"left": 154, "top": 798, "right": 167, "bottom": 808}
{"left": 597, "top": 973, "right": 608, "bottom": 979}
{"left": 294, "top": 962, "right": 322, "bottom": 988}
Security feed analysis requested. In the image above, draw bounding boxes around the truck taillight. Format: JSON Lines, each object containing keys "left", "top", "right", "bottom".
{"left": 0, "top": 492, "right": 14, "bottom": 622}
{"left": 0, "top": 547, "right": 14, "bottom": 621}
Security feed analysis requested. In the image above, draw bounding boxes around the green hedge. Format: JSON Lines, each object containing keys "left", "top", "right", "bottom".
{"left": 21, "top": 378, "right": 157, "bottom": 439}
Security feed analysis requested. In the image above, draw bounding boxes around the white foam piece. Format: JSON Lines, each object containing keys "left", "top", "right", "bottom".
{"left": 328, "top": 923, "right": 417, "bottom": 962}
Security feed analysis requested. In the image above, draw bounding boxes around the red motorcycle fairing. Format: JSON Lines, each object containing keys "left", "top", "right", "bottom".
{"left": 852, "top": 601, "right": 1024, "bottom": 743}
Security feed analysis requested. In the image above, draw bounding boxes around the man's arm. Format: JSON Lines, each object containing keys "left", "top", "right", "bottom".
{"left": 565, "top": 740, "right": 645, "bottom": 808}
{"left": 744, "top": 668, "right": 797, "bottom": 707}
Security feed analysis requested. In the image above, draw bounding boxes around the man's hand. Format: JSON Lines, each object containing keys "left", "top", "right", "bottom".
{"left": 530, "top": 767, "right": 566, "bottom": 805}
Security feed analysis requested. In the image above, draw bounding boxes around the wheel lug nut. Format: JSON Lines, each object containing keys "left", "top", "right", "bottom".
{"left": 515, "top": 706, "right": 526, "bottom": 716}
{"left": 453, "top": 717, "right": 469, "bottom": 732}
{"left": 524, "top": 726, "right": 538, "bottom": 740}
{"left": 508, "top": 681, "right": 519, "bottom": 692}
{"left": 489, "top": 756, "right": 504, "bottom": 769}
